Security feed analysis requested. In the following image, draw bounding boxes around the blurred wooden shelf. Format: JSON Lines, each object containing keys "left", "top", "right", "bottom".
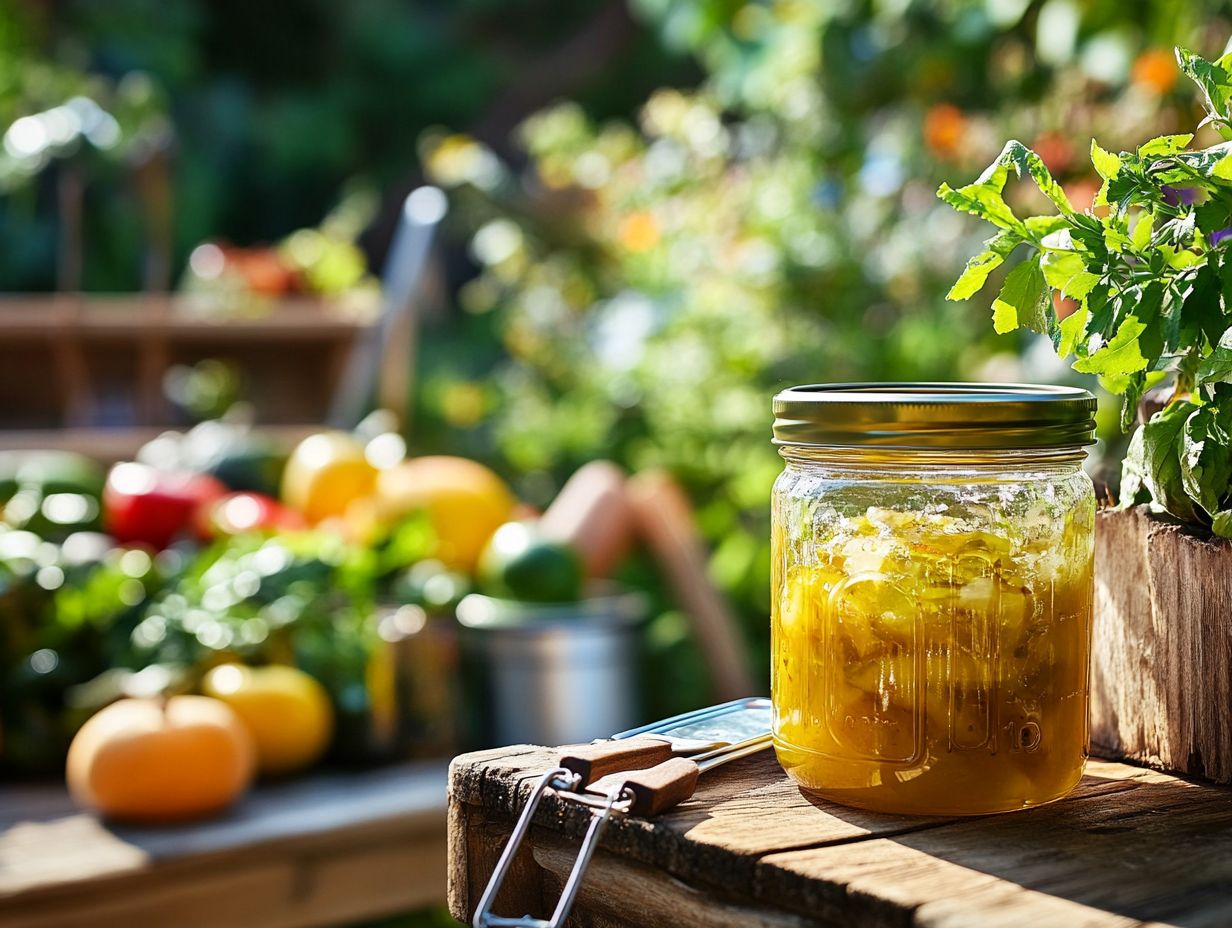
{"left": 0, "top": 295, "right": 372, "bottom": 340}
{"left": 0, "top": 761, "right": 448, "bottom": 928}
{"left": 0, "top": 294, "right": 377, "bottom": 432}
{"left": 0, "top": 424, "right": 319, "bottom": 462}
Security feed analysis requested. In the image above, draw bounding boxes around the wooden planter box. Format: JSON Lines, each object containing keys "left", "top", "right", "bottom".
{"left": 1092, "top": 506, "right": 1232, "bottom": 783}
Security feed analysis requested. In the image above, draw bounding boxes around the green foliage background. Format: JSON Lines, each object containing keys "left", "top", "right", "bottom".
{"left": 417, "top": 1, "right": 1232, "bottom": 709}
{"left": 6, "top": 0, "right": 1232, "bottom": 713}
{"left": 0, "top": 0, "right": 691, "bottom": 290}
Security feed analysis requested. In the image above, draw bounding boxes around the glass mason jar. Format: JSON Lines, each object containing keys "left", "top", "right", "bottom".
{"left": 770, "top": 383, "right": 1096, "bottom": 815}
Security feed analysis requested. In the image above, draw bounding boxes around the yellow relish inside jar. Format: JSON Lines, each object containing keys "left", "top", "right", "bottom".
{"left": 770, "top": 383, "right": 1096, "bottom": 815}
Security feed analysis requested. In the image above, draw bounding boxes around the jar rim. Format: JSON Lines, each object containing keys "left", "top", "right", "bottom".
{"left": 772, "top": 381, "right": 1097, "bottom": 451}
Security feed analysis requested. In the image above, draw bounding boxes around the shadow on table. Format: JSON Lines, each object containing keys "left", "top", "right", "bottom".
{"left": 788, "top": 771, "right": 1232, "bottom": 927}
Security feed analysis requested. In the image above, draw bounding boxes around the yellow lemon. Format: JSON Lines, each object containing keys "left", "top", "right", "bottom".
{"left": 202, "top": 664, "right": 334, "bottom": 777}
{"left": 376, "top": 456, "right": 516, "bottom": 572}
{"left": 281, "top": 431, "right": 377, "bottom": 524}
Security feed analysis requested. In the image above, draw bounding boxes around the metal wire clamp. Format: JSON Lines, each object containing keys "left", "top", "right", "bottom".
{"left": 472, "top": 767, "right": 632, "bottom": 928}
{"left": 471, "top": 698, "right": 770, "bottom": 927}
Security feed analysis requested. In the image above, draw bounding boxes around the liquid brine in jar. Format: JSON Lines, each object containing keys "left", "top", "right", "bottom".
{"left": 769, "top": 384, "right": 1096, "bottom": 815}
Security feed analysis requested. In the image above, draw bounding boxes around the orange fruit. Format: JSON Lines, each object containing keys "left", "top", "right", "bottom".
{"left": 202, "top": 663, "right": 334, "bottom": 777}
{"left": 281, "top": 431, "right": 377, "bottom": 523}
{"left": 376, "top": 456, "right": 516, "bottom": 571}
{"left": 66, "top": 696, "right": 255, "bottom": 823}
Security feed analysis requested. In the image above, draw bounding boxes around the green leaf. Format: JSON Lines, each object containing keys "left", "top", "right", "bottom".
{"left": 1138, "top": 134, "right": 1195, "bottom": 157}
{"left": 1040, "top": 243, "right": 1099, "bottom": 300}
{"left": 1104, "top": 168, "right": 1144, "bottom": 213}
{"left": 1056, "top": 303, "right": 1089, "bottom": 358}
{"left": 939, "top": 141, "right": 1075, "bottom": 233}
{"left": 1090, "top": 140, "right": 1121, "bottom": 180}
{"left": 1000, "top": 140, "right": 1075, "bottom": 217}
{"left": 945, "top": 230, "right": 1021, "bottom": 301}
{"left": 1023, "top": 215, "right": 1069, "bottom": 235}
{"left": 1072, "top": 315, "right": 1149, "bottom": 378}
{"left": 1130, "top": 212, "right": 1154, "bottom": 252}
{"left": 1120, "top": 372, "right": 1149, "bottom": 433}
{"left": 1177, "top": 47, "right": 1232, "bottom": 126}
{"left": 1134, "top": 283, "right": 1167, "bottom": 370}
{"left": 1187, "top": 256, "right": 1227, "bottom": 347}
{"left": 936, "top": 152, "right": 1025, "bottom": 232}
{"left": 1161, "top": 247, "right": 1202, "bottom": 271}
{"left": 1103, "top": 224, "right": 1131, "bottom": 253}
{"left": 991, "top": 259, "right": 1048, "bottom": 335}
{"left": 1198, "top": 329, "right": 1232, "bottom": 385}
{"left": 1212, "top": 509, "right": 1232, "bottom": 537}
{"left": 1118, "top": 426, "right": 1148, "bottom": 509}
{"left": 1181, "top": 402, "right": 1232, "bottom": 517}
{"left": 1083, "top": 286, "right": 1116, "bottom": 340}
{"left": 1141, "top": 400, "right": 1202, "bottom": 524}
{"left": 1172, "top": 144, "right": 1232, "bottom": 180}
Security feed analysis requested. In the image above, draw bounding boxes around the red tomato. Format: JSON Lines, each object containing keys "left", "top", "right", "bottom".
{"left": 199, "top": 492, "right": 306, "bottom": 539}
{"left": 103, "top": 463, "right": 225, "bottom": 549}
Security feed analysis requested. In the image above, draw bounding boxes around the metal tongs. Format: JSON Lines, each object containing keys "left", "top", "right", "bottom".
{"left": 473, "top": 697, "right": 772, "bottom": 928}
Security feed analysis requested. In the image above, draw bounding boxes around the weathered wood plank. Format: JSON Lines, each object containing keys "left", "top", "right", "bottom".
{"left": 757, "top": 764, "right": 1232, "bottom": 928}
{"left": 1093, "top": 506, "right": 1232, "bottom": 783}
{"left": 0, "top": 762, "right": 449, "bottom": 928}
{"left": 0, "top": 859, "right": 301, "bottom": 928}
{"left": 447, "top": 748, "right": 1178, "bottom": 926}
{"left": 0, "top": 833, "right": 447, "bottom": 928}
{"left": 448, "top": 746, "right": 550, "bottom": 921}
{"left": 533, "top": 835, "right": 819, "bottom": 928}
{"left": 448, "top": 746, "right": 959, "bottom": 901}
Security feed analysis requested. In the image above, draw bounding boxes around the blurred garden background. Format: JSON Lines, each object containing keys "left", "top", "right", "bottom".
{"left": 5, "top": 0, "right": 1232, "bottom": 727}
{"left": 5, "top": 0, "right": 1232, "bottom": 925}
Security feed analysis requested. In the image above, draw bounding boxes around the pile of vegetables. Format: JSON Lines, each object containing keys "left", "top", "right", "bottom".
{"left": 942, "top": 44, "right": 1232, "bottom": 537}
{"left": 0, "top": 413, "right": 590, "bottom": 784}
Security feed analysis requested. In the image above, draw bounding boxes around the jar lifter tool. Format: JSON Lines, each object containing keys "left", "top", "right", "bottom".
{"left": 472, "top": 697, "right": 772, "bottom": 928}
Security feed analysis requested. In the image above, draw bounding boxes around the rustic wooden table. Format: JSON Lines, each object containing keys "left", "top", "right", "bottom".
{"left": 0, "top": 761, "right": 449, "bottom": 928}
{"left": 448, "top": 747, "right": 1232, "bottom": 927}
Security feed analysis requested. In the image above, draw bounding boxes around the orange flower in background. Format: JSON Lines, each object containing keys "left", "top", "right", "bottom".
{"left": 923, "top": 103, "right": 968, "bottom": 159}
{"left": 618, "top": 210, "right": 661, "bottom": 252}
{"left": 1132, "top": 48, "right": 1179, "bottom": 95}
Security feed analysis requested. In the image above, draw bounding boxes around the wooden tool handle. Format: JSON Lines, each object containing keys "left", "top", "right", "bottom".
{"left": 558, "top": 737, "right": 675, "bottom": 786}
{"left": 589, "top": 757, "right": 701, "bottom": 818}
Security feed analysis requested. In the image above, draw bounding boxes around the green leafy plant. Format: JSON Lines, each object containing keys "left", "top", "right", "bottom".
{"left": 941, "top": 45, "right": 1232, "bottom": 536}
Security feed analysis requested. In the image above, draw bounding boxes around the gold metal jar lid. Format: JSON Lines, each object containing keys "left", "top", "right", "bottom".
{"left": 772, "top": 382, "right": 1097, "bottom": 450}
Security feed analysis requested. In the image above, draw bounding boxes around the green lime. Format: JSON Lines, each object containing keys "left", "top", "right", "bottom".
{"left": 478, "top": 522, "right": 582, "bottom": 603}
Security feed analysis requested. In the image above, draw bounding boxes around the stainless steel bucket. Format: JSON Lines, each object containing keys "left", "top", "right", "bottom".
{"left": 454, "top": 588, "right": 646, "bottom": 747}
